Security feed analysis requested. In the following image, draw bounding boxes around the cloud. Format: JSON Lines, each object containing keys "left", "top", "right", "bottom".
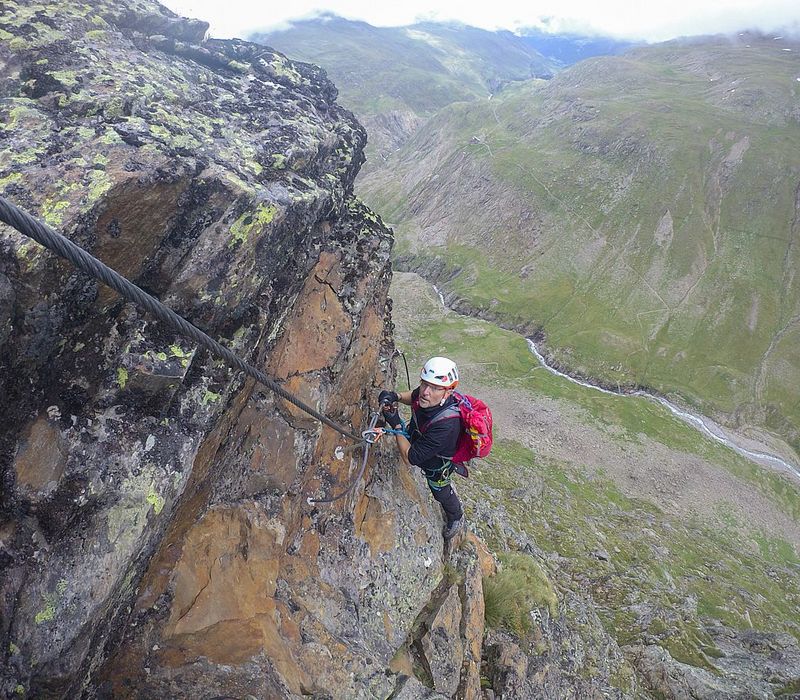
{"left": 161, "top": 0, "right": 800, "bottom": 43}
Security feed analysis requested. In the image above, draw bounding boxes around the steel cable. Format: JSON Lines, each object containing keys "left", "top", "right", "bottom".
{"left": 0, "top": 195, "right": 363, "bottom": 443}
{"left": 308, "top": 412, "right": 380, "bottom": 504}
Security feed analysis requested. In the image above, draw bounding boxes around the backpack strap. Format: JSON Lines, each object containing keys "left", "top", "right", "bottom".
{"left": 452, "top": 391, "right": 469, "bottom": 408}
{"left": 410, "top": 399, "right": 460, "bottom": 435}
{"left": 425, "top": 403, "right": 461, "bottom": 429}
{"left": 424, "top": 404, "right": 461, "bottom": 463}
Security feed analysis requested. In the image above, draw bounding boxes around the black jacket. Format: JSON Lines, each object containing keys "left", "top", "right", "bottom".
{"left": 408, "top": 388, "right": 461, "bottom": 474}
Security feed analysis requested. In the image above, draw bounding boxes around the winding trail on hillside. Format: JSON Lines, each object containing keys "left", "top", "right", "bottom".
{"left": 431, "top": 285, "right": 800, "bottom": 481}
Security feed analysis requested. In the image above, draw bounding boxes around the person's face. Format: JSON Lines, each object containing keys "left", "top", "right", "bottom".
{"left": 418, "top": 379, "right": 452, "bottom": 408}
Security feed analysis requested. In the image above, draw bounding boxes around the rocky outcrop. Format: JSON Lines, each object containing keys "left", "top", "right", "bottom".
{"left": 386, "top": 532, "right": 493, "bottom": 700}
{"left": 479, "top": 590, "right": 636, "bottom": 699}
{"left": 0, "top": 1, "right": 530, "bottom": 698}
{"left": 467, "top": 495, "right": 638, "bottom": 699}
{"left": 0, "top": 1, "right": 478, "bottom": 698}
{"left": 625, "top": 625, "right": 800, "bottom": 700}
{"left": 0, "top": 2, "right": 525, "bottom": 698}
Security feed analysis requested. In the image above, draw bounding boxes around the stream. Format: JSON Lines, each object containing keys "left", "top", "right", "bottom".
{"left": 432, "top": 285, "right": 800, "bottom": 480}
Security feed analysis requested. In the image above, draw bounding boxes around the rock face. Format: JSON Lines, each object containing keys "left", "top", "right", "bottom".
{"left": 422, "top": 585, "right": 466, "bottom": 695}
{"left": 387, "top": 533, "right": 489, "bottom": 700}
{"left": 625, "top": 626, "right": 800, "bottom": 700}
{"left": 10, "top": 4, "right": 793, "bottom": 700}
{"left": 0, "top": 2, "right": 489, "bottom": 698}
{"left": 0, "top": 3, "right": 510, "bottom": 698}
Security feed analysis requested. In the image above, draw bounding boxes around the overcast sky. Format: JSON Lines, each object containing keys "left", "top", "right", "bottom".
{"left": 160, "top": 0, "right": 800, "bottom": 43}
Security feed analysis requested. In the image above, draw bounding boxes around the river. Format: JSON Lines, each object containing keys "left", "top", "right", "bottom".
{"left": 432, "top": 285, "right": 800, "bottom": 481}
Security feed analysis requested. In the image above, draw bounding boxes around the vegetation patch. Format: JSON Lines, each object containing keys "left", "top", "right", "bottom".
{"left": 201, "top": 390, "right": 221, "bottom": 405}
{"left": 146, "top": 487, "right": 165, "bottom": 515}
{"left": 34, "top": 595, "right": 56, "bottom": 625}
{"left": 229, "top": 202, "right": 277, "bottom": 247}
{"left": 465, "top": 439, "right": 800, "bottom": 663}
{"left": 483, "top": 551, "right": 558, "bottom": 635}
{"left": 777, "top": 678, "right": 800, "bottom": 696}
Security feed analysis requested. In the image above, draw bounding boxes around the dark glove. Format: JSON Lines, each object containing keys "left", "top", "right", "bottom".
{"left": 382, "top": 407, "right": 402, "bottom": 429}
{"left": 378, "top": 389, "right": 399, "bottom": 407}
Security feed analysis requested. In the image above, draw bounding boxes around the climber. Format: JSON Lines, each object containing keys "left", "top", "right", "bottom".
{"left": 377, "top": 356, "right": 465, "bottom": 541}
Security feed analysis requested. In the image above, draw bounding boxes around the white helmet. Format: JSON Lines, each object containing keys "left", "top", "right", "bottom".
{"left": 420, "top": 356, "right": 459, "bottom": 388}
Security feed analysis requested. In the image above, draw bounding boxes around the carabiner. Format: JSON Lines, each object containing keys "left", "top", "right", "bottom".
{"left": 362, "top": 428, "right": 382, "bottom": 444}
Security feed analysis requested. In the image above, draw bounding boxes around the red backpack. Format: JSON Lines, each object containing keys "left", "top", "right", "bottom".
{"left": 412, "top": 391, "right": 493, "bottom": 477}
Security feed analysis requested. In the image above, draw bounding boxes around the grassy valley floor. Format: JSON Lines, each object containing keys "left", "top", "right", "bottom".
{"left": 389, "top": 271, "right": 800, "bottom": 669}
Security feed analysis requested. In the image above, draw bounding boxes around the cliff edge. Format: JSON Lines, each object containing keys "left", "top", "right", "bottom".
{"left": 0, "top": 2, "right": 489, "bottom": 697}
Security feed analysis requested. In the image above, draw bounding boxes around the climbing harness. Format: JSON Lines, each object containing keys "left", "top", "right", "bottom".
{"left": 0, "top": 195, "right": 370, "bottom": 444}
{"left": 424, "top": 462, "right": 455, "bottom": 490}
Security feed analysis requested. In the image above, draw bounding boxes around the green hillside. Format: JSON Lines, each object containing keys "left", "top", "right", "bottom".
{"left": 361, "top": 34, "right": 800, "bottom": 453}
{"left": 255, "top": 16, "right": 554, "bottom": 115}
{"left": 392, "top": 272, "right": 800, "bottom": 682}
{"left": 252, "top": 17, "right": 556, "bottom": 168}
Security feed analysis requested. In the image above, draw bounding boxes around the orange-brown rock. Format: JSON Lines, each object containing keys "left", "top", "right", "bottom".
{"left": 355, "top": 494, "right": 398, "bottom": 556}
{"left": 12, "top": 415, "right": 67, "bottom": 499}
{"left": 269, "top": 252, "right": 354, "bottom": 381}
{"left": 0, "top": 2, "right": 491, "bottom": 699}
{"left": 94, "top": 174, "right": 191, "bottom": 306}
{"left": 467, "top": 530, "right": 498, "bottom": 579}
{"left": 238, "top": 405, "right": 298, "bottom": 494}
{"left": 457, "top": 540, "right": 486, "bottom": 700}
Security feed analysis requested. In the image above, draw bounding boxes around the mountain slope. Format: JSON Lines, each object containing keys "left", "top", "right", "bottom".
{"left": 392, "top": 271, "right": 800, "bottom": 698}
{"left": 255, "top": 15, "right": 556, "bottom": 112}
{"left": 361, "top": 33, "right": 800, "bottom": 455}
{"left": 253, "top": 16, "right": 557, "bottom": 168}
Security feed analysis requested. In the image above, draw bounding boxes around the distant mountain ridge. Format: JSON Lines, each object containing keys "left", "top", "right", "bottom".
{"left": 254, "top": 14, "right": 556, "bottom": 108}
{"left": 253, "top": 16, "right": 630, "bottom": 169}
{"left": 518, "top": 27, "right": 636, "bottom": 65}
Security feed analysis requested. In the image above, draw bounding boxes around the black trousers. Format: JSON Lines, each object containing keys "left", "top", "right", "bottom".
{"left": 429, "top": 483, "right": 463, "bottom": 525}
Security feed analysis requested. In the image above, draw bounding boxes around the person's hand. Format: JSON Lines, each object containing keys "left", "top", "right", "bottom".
{"left": 378, "top": 389, "right": 402, "bottom": 428}
{"left": 378, "top": 389, "right": 399, "bottom": 407}
{"left": 383, "top": 408, "right": 402, "bottom": 429}
{"left": 383, "top": 408, "right": 403, "bottom": 430}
